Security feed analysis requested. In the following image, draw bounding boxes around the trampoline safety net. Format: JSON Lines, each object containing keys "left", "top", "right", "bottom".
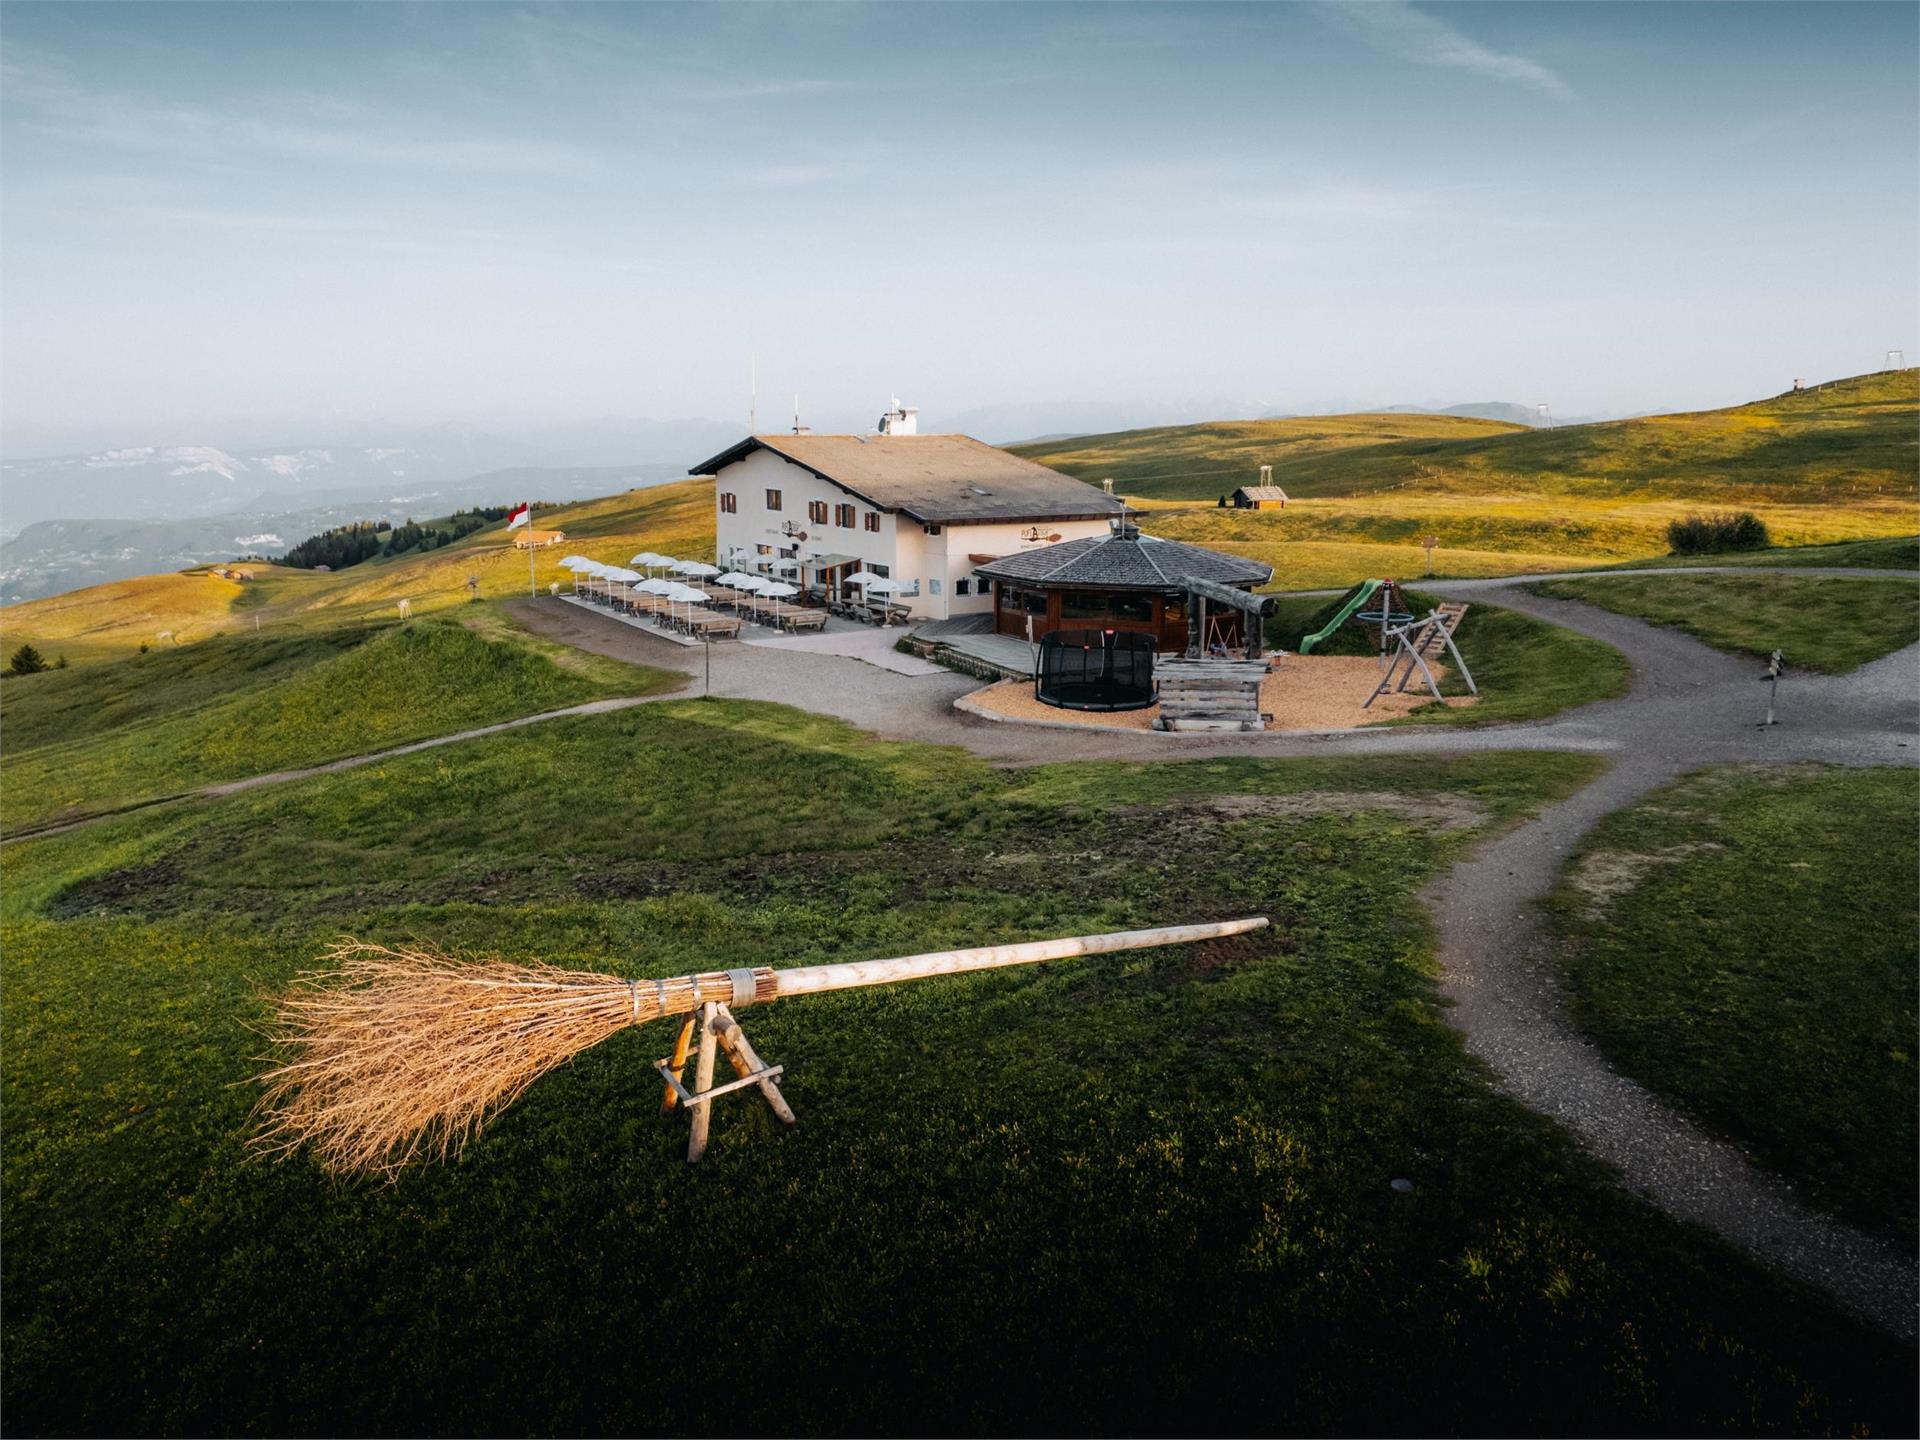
{"left": 1036, "top": 628, "right": 1157, "bottom": 711}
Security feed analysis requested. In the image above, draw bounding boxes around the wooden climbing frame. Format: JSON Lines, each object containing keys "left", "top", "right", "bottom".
{"left": 1363, "top": 606, "right": 1477, "bottom": 709}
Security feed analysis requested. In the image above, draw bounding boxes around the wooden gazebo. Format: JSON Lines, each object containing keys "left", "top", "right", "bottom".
{"left": 973, "top": 520, "right": 1275, "bottom": 657}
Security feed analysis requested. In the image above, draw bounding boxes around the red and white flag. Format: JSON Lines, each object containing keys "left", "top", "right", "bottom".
{"left": 507, "top": 502, "right": 531, "bottom": 530}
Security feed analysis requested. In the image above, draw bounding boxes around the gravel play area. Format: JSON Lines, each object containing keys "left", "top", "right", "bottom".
{"left": 962, "top": 652, "right": 1476, "bottom": 732}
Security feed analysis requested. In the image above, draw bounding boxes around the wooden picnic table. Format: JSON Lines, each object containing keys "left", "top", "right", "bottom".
{"left": 688, "top": 613, "right": 743, "bottom": 639}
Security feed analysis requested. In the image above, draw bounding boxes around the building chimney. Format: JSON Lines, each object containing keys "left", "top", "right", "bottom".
{"left": 877, "top": 397, "right": 918, "bottom": 435}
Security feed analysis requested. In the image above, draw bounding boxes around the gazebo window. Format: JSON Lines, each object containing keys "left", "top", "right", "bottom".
{"left": 1061, "top": 591, "right": 1109, "bottom": 620}
{"left": 1113, "top": 594, "right": 1154, "bottom": 621}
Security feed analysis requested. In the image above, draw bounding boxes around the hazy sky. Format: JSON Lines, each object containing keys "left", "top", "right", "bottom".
{"left": 3, "top": 1, "right": 1915, "bottom": 444}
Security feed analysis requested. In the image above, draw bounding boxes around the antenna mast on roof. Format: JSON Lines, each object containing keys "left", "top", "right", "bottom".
{"left": 749, "top": 351, "right": 757, "bottom": 433}
{"left": 1888, "top": 349, "right": 1906, "bottom": 370}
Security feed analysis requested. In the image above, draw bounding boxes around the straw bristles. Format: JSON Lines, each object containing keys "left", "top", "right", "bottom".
{"left": 254, "top": 940, "right": 669, "bottom": 1177}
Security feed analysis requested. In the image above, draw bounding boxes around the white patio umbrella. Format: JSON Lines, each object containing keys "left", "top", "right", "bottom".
{"left": 679, "top": 561, "right": 721, "bottom": 581}
{"left": 574, "top": 560, "right": 609, "bottom": 600}
{"left": 558, "top": 555, "right": 593, "bottom": 591}
{"left": 636, "top": 576, "right": 672, "bottom": 614}
{"left": 741, "top": 579, "right": 787, "bottom": 625}
{"left": 605, "top": 567, "right": 642, "bottom": 607}
{"left": 865, "top": 578, "right": 904, "bottom": 594}
{"left": 666, "top": 582, "right": 710, "bottom": 629}
{"left": 841, "top": 570, "right": 886, "bottom": 610}
{"left": 714, "top": 571, "right": 757, "bottom": 608}
{"left": 728, "top": 574, "right": 770, "bottom": 619}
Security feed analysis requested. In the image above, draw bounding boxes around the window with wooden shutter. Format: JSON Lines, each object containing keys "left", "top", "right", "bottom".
{"left": 863, "top": 511, "right": 880, "bottom": 533}
{"left": 719, "top": 492, "right": 737, "bottom": 514}
{"left": 808, "top": 499, "right": 829, "bottom": 524}
{"left": 765, "top": 489, "right": 782, "bottom": 511}
{"left": 835, "top": 504, "right": 855, "bottom": 528}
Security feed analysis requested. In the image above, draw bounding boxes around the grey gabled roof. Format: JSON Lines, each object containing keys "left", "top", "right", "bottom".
{"left": 973, "top": 529, "right": 1272, "bottom": 589}
{"left": 689, "top": 433, "right": 1128, "bottom": 524}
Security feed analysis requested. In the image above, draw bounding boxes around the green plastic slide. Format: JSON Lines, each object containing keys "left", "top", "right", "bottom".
{"left": 1297, "top": 579, "right": 1383, "bottom": 654}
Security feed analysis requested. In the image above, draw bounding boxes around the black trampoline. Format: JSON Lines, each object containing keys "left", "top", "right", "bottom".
{"left": 1035, "top": 628, "right": 1157, "bottom": 711}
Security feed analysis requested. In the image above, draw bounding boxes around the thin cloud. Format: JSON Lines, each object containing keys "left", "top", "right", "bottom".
{"left": 3, "top": 56, "right": 603, "bottom": 180}
{"left": 738, "top": 160, "right": 873, "bottom": 189}
{"left": 1317, "top": 1, "right": 1575, "bottom": 101}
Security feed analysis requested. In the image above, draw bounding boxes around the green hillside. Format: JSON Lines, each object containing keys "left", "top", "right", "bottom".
{"left": 0, "top": 479, "right": 715, "bottom": 667}
{"left": 1016, "top": 370, "right": 1920, "bottom": 503}
{"left": 1012, "top": 412, "right": 1523, "bottom": 500}
{"left": 0, "top": 613, "right": 680, "bottom": 834}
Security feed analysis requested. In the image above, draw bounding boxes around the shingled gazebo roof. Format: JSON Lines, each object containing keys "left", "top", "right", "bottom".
{"left": 973, "top": 525, "right": 1271, "bottom": 590}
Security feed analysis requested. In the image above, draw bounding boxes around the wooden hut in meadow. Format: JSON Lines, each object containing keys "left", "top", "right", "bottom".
{"left": 1231, "top": 485, "right": 1289, "bottom": 510}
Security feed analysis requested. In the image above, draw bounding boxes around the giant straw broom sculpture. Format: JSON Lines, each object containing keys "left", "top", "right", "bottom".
{"left": 256, "top": 918, "right": 1268, "bottom": 1176}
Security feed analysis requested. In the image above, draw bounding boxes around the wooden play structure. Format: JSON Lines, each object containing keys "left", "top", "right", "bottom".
{"left": 256, "top": 918, "right": 1270, "bottom": 1173}
{"left": 1362, "top": 602, "right": 1476, "bottom": 709}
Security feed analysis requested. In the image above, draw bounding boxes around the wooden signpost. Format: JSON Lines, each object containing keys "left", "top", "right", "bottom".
{"left": 1419, "top": 534, "right": 1439, "bottom": 576}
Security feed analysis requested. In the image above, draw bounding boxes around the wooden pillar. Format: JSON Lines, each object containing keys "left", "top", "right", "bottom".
{"left": 713, "top": 1005, "right": 797, "bottom": 1126}
{"left": 1247, "top": 601, "right": 1264, "bottom": 661}
{"left": 660, "top": 1015, "right": 695, "bottom": 1112}
{"left": 686, "top": 1001, "right": 720, "bottom": 1163}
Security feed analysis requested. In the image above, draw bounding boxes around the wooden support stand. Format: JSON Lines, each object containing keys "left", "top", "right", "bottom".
{"left": 655, "top": 1001, "right": 797, "bottom": 1163}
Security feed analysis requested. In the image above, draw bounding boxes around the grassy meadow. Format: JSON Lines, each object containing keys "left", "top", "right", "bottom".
{"left": 1012, "top": 411, "right": 1524, "bottom": 500}
{"left": 1531, "top": 573, "right": 1920, "bottom": 673}
{"left": 1136, "top": 494, "right": 1920, "bottom": 591}
{"left": 4, "top": 704, "right": 1915, "bottom": 1435}
{"left": 1017, "top": 369, "right": 1920, "bottom": 505}
{"left": 1547, "top": 765, "right": 1919, "bottom": 1252}
{"left": 0, "top": 611, "right": 681, "bottom": 834}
